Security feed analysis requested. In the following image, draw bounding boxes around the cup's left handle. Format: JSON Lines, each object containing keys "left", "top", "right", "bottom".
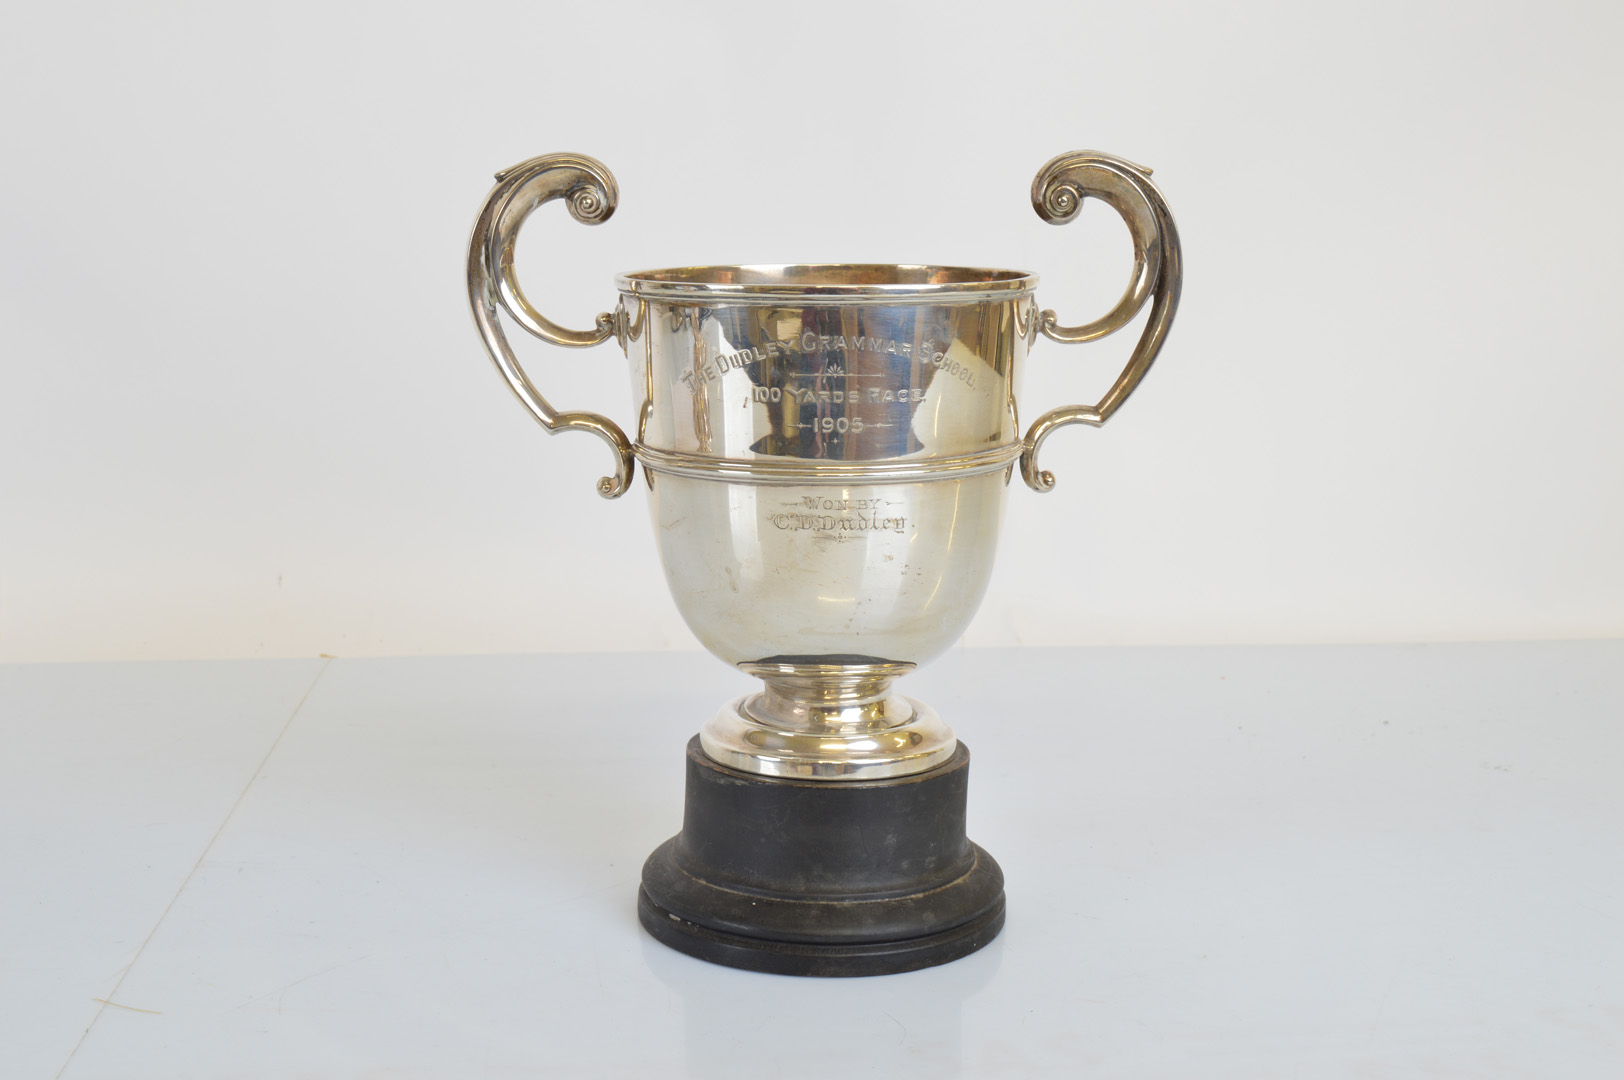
{"left": 467, "top": 152, "right": 633, "bottom": 499}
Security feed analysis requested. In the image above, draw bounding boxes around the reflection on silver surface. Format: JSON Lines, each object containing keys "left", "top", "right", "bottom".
{"left": 467, "top": 153, "right": 1181, "bottom": 778}
{"left": 627, "top": 279, "right": 1025, "bottom": 778}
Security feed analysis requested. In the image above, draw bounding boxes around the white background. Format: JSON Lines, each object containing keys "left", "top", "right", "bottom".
{"left": 2, "top": 0, "right": 1620, "bottom": 663}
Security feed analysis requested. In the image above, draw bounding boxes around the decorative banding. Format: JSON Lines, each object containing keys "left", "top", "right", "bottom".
{"left": 614, "top": 264, "right": 1037, "bottom": 306}
{"left": 634, "top": 442, "right": 1023, "bottom": 486}
{"left": 618, "top": 285, "right": 1036, "bottom": 307}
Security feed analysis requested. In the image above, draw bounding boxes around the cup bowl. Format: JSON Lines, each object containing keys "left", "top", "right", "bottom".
{"left": 616, "top": 267, "right": 1036, "bottom": 777}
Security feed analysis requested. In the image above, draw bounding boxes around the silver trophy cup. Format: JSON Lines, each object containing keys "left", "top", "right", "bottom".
{"left": 468, "top": 152, "right": 1180, "bottom": 975}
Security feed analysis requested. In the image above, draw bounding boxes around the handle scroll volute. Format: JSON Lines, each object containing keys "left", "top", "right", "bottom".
{"left": 1021, "top": 151, "right": 1183, "bottom": 493}
{"left": 467, "top": 153, "right": 634, "bottom": 498}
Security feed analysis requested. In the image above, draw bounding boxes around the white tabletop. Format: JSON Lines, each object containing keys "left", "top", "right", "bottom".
{"left": 4, "top": 643, "right": 1621, "bottom": 1078}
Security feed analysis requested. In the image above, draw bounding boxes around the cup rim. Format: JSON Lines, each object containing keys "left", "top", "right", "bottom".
{"left": 614, "top": 263, "right": 1038, "bottom": 303}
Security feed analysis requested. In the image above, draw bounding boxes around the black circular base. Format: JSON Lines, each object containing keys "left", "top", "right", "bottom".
{"left": 638, "top": 737, "right": 1005, "bottom": 978}
{"left": 638, "top": 852, "right": 1006, "bottom": 977}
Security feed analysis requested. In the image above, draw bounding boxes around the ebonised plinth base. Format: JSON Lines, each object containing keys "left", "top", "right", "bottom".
{"left": 638, "top": 736, "right": 1005, "bottom": 977}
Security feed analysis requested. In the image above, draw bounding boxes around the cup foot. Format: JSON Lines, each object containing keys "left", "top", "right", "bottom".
{"left": 700, "top": 692, "right": 957, "bottom": 780}
{"left": 638, "top": 736, "right": 1005, "bottom": 977}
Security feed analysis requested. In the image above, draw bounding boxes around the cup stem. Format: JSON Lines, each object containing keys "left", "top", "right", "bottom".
{"left": 744, "top": 662, "right": 909, "bottom": 733}
{"left": 701, "top": 659, "right": 957, "bottom": 780}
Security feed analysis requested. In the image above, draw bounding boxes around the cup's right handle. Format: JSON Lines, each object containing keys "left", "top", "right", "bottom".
{"left": 1021, "top": 151, "right": 1183, "bottom": 492}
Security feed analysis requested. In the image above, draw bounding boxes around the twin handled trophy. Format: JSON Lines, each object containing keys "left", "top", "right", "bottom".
{"left": 467, "top": 151, "right": 1181, "bottom": 976}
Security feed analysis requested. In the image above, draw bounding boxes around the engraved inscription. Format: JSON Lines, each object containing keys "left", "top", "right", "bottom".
{"left": 769, "top": 495, "right": 909, "bottom": 540}
{"left": 680, "top": 333, "right": 973, "bottom": 393}
{"left": 751, "top": 386, "right": 920, "bottom": 406}
{"left": 796, "top": 332, "right": 910, "bottom": 357}
{"left": 919, "top": 340, "right": 978, "bottom": 388}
